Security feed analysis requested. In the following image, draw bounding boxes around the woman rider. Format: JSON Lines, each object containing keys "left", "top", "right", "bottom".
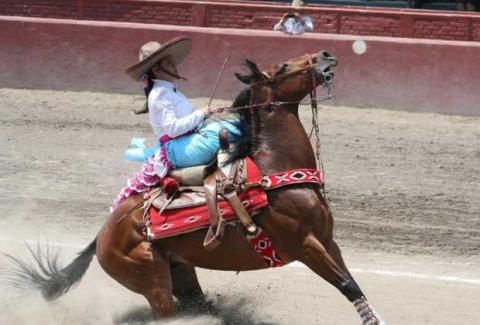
{"left": 111, "top": 36, "right": 241, "bottom": 211}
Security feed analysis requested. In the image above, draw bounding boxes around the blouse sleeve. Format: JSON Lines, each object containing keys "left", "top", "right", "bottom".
{"left": 302, "top": 16, "right": 313, "bottom": 32}
{"left": 150, "top": 91, "right": 205, "bottom": 138}
{"left": 273, "top": 20, "right": 284, "bottom": 31}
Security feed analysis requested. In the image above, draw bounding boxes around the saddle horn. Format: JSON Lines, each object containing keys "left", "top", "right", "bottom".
{"left": 219, "top": 129, "right": 229, "bottom": 151}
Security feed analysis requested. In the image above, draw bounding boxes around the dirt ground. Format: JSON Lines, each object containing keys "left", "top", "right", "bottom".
{"left": 0, "top": 88, "right": 479, "bottom": 324}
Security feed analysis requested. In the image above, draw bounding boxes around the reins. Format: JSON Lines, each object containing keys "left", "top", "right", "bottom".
{"left": 212, "top": 92, "right": 333, "bottom": 115}
{"left": 306, "top": 54, "right": 328, "bottom": 197}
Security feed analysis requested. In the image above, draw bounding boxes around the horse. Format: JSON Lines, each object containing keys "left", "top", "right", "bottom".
{"left": 6, "top": 51, "right": 384, "bottom": 324}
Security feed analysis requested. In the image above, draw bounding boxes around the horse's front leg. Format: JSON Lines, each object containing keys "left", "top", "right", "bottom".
{"left": 300, "top": 233, "right": 384, "bottom": 325}
{"left": 262, "top": 190, "right": 385, "bottom": 325}
{"left": 305, "top": 200, "right": 385, "bottom": 325}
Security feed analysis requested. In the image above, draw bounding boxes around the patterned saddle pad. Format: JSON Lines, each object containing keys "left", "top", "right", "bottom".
{"left": 145, "top": 158, "right": 286, "bottom": 267}
{"left": 147, "top": 157, "right": 266, "bottom": 238}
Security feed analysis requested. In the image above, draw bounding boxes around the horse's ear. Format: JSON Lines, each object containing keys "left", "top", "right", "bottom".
{"left": 235, "top": 72, "right": 253, "bottom": 84}
{"left": 245, "top": 59, "right": 262, "bottom": 76}
{"left": 236, "top": 59, "right": 264, "bottom": 83}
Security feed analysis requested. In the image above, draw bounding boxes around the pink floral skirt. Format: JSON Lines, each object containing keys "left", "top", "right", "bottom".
{"left": 111, "top": 156, "right": 165, "bottom": 212}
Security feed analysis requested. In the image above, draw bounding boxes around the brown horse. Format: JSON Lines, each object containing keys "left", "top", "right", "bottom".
{"left": 7, "top": 52, "right": 384, "bottom": 324}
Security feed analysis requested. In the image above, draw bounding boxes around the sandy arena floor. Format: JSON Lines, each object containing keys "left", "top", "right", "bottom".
{"left": 0, "top": 88, "right": 479, "bottom": 324}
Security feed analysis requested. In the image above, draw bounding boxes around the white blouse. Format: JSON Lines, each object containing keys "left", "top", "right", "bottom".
{"left": 148, "top": 80, "right": 205, "bottom": 138}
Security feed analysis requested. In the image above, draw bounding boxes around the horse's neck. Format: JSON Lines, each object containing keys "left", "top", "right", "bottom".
{"left": 250, "top": 105, "right": 317, "bottom": 175}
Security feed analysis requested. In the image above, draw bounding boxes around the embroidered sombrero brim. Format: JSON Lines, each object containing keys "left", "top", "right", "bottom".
{"left": 125, "top": 36, "right": 192, "bottom": 81}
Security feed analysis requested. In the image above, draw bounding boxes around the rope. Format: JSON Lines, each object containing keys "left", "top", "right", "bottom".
{"left": 311, "top": 99, "right": 326, "bottom": 196}
{"left": 310, "top": 83, "right": 334, "bottom": 199}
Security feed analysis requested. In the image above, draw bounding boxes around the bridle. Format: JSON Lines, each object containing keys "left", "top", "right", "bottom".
{"left": 214, "top": 53, "right": 335, "bottom": 113}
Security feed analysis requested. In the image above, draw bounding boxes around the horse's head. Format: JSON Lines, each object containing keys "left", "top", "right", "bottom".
{"left": 235, "top": 51, "right": 337, "bottom": 103}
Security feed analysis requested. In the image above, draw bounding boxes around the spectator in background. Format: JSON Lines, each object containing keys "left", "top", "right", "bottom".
{"left": 456, "top": 0, "right": 479, "bottom": 11}
{"left": 273, "top": 0, "right": 313, "bottom": 35}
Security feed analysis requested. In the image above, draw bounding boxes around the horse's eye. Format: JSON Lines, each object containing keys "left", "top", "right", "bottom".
{"left": 275, "top": 64, "right": 289, "bottom": 76}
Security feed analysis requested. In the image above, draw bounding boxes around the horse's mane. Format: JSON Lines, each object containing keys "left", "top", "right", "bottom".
{"left": 223, "top": 88, "right": 252, "bottom": 165}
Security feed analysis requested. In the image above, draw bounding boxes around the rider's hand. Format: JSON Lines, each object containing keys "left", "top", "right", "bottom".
{"left": 200, "top": 106, "right": 212, "bottom": 118}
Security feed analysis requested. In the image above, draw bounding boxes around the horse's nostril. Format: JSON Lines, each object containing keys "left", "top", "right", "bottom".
{"left": 323, "top": 71, "right": 335, "bottom": 83}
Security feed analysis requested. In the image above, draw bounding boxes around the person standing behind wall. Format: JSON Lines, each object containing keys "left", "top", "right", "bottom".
{"left": 273, "top": 0, "right": 313, "bottom": 35}
{"left": 456, "top": 0, "right": 479, "bottom": 11}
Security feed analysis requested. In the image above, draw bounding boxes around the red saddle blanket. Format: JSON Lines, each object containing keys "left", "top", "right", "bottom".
{"left": 147, "top": 158, "right": 286, "bottom": 267}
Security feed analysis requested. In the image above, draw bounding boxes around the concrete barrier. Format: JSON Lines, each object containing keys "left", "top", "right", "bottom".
{"left": 3, "top": 0, "right": 480, "bottom": 42}
{"left": 1, "top": 16, "right": 479, "bottom": 115}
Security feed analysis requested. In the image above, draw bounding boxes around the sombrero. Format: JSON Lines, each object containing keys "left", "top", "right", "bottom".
{"left": 125, "top": 36, "right": 192, "bottom": 81}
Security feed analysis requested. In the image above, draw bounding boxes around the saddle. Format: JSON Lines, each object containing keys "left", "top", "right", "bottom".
{"left": 147, "top": 129, "right": 258, "bottom": 251}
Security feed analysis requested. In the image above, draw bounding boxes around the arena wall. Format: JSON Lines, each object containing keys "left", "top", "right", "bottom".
{"left": 1, "top": 16, "right": 479, "bottom": 115}
{"left": 1, "top": 0, "right": 480, "bottom": 42}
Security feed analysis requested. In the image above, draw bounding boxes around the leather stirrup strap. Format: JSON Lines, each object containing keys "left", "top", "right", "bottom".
{"left": 203, "top": 172, "right": 225, "bottom": 251}
{"left": 223, "top": 191, "right": 257, "bottom": 235}
{"left": 221, "top": 159, "right": 257, "bottom": 235}
{"left": 204, "top": 172, "right": 219, "bottom": 227}
{"left": 219, "top": 160, "right": 241, "bottom": 194}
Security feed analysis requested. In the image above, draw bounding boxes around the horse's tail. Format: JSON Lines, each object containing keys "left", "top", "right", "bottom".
{"left": 4, "top": 238, "right": 96, "bottom": 301}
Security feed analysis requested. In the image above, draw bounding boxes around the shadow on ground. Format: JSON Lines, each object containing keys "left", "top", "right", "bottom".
{"left": 114, "top": 294, "right": 278, "bottom": 325}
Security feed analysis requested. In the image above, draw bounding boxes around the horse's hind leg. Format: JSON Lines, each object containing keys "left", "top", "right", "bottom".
{"left": 170, "top": 261, "right": 210, "bottom": 310}
{"left": 98, "top": 239, "right": 175, "bottom": 319}
{"left": 96, "top": 199, "right": 176, "bottom": 319}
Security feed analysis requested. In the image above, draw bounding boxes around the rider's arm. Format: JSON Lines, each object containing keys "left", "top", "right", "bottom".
{"left": 273, "top": 20, "right": 285, "bottom": 31}
{"left": 273, "top": 13, "right": 290, "bottom": 31}
{"left": 150, "top": 92, "right": 205, "bottom": 138}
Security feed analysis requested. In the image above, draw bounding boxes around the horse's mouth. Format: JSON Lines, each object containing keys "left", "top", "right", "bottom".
{"left": 314, "top": 66, "right": 335, "bottom": 85}
{"left": 315, "top": 51, "right": 337, "bottom": 84}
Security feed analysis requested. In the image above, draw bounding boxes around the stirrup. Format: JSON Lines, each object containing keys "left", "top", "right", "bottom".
{"left": 203, "top": 218, "right": 226, "bottom": 251}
